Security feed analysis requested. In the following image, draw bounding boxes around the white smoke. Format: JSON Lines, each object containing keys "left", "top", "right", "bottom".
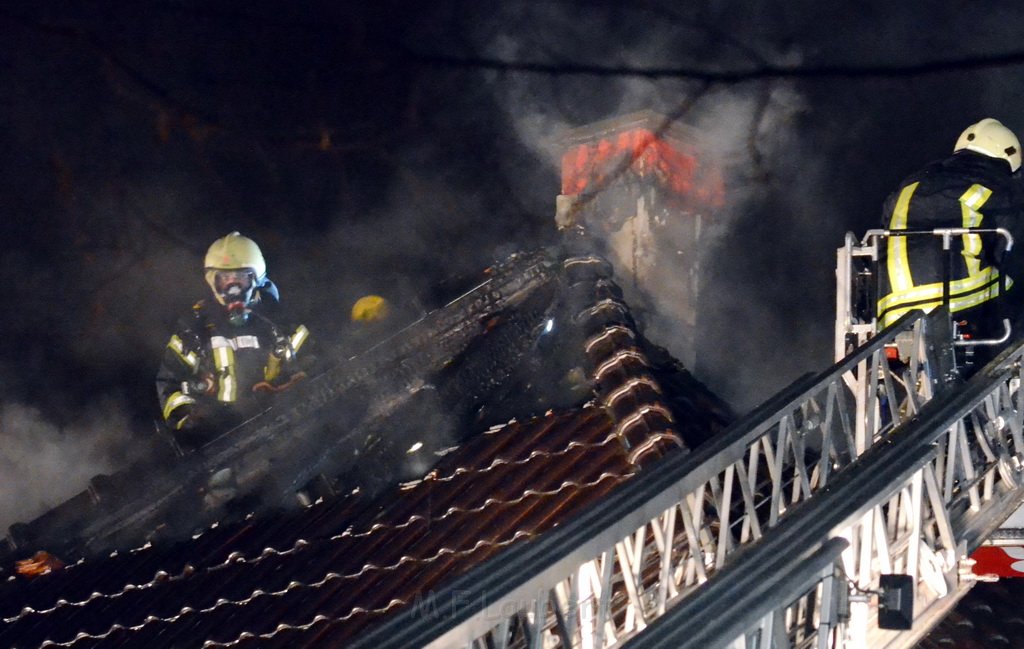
{"left": 0, "top": 399, "right": 140, "bottom": 533}
{"left": 461, "top": 0, "right": 824, "bottom": 411}
{"left": 491, "top": 47, "right": 817, "bottom": 411}
{"left": 661, "top": 84, "right": 821, "bottom": 411}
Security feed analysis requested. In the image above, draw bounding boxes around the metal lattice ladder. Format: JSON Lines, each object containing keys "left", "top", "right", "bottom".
{"left": 349, "top": 233, "right": 1024, "bottom": 649}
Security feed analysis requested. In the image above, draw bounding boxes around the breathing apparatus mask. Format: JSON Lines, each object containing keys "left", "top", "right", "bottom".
{"left": 212, "top": 269, "right": 257, "bottom": 325}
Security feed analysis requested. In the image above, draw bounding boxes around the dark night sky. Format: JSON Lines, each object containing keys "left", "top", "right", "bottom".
{"left": 4, "top": 0, "right": 1024, "bottom": 528}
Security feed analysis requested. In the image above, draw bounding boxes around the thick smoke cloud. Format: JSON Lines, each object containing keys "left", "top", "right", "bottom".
{"left": 478, "top": 5, "right": 824, "bottom": 410}
{"left": 0, "top": 399, "right": 140, "bottom": 531}
{"left": 462, "top": 0, "right": 1024, "bottom": 411}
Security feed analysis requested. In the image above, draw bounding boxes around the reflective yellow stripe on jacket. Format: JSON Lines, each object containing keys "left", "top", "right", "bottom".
{"left": 290, "top": 325, "right": 310, "bottom": 353}
{"left": 879, "top": 183, "right": 1006, "bottom": 327}
{"left": 168, "top": 335, "right": 200, "bottom": 371}
{"left": 263, "top": 325, "right": 310, "bottom": 382}
{"left": 210, "top": 336, "right": 237, "bottom": 402}
{"left": 960, "top": 184, "right": 990, "bottom": 270}
{"left": 162, "top": 390, "right": 195, "bottom": 428}
{"left": 885, "top": 182, "right": 918, "bottom": 297}
{"left": 878, "top": 267, "right": 1004, "bottom": 326}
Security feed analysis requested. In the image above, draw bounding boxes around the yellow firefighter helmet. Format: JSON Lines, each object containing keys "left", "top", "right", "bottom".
{"left": 351, "top": 295, "right": 390, "bottom": 323}
{"left": 203, "top": 232, "right": 267, "bottom": 306}
{"left": 954, "top": 118, "right": 1021, "bottom": 172}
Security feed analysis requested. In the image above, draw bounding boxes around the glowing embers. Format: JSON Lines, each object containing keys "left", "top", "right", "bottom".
{"left": 13, "top": 551, "right": 64, "bottom": 579}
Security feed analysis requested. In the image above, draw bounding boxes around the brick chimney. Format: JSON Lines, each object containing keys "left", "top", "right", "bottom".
{"left": 555, "top": 110, "right": 725, "bottom": 369}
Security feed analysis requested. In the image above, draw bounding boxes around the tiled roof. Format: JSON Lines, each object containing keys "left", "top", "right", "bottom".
{"left": 1, "top": 406, "right": 629, "bottom": 648}
{"left": 916, "top": 579, "right": 1024, "bottom": 649}
{"left": 0, "top": 249, "right": 734, "bottom": 648}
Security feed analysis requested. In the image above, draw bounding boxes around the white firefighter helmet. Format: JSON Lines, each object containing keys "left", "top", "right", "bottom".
{"left": 203, "top": 232, "right": 267, "bottom": 307}
{"left": 954, "top": 118, "right": 1021, "bottom": 172}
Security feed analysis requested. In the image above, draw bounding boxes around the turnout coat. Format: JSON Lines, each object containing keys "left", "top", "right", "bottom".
{"left": 877, "top": 151, "right": 1024, "bottom": 332}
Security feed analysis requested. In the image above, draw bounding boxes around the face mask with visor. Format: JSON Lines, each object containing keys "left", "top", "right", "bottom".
{"left": 209, "top": 269, "right": 258, "bottom": 324}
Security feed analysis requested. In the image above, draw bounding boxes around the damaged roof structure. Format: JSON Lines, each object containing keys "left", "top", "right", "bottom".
{"left": 0, "top": 111, "right": 737, "bottom": 648}
{"left": 2, "top": 109, "right": 1018, "bottom": 649}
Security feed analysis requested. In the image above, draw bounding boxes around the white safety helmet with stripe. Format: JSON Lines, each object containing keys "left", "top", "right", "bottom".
{"left": 203, "top": 232, "right": 268, "bottom": 308}
{"left": 954, "top": 118, "right": 1021, "bottom": 172}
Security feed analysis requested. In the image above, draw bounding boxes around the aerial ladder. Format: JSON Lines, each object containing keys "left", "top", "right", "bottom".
{"left": 348, "top": 227, "right": 1024, "bottom": 649}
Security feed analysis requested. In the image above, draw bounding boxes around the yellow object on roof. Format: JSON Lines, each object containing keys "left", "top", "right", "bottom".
{"left": 351, "top": 294, "right": 390, "bottom": 322}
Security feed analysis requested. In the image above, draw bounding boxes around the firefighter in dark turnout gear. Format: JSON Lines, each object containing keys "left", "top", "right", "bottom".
{"left": 156, "top": 232, "right": 311, "bottom": 448}
{"left": 877, "top": 118, "right": 1024, "bottom": 342}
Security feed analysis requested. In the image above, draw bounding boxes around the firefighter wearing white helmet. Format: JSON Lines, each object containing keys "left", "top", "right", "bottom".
{"left": 954, "top": 118, "right": 1022, "bottom": 172}
{"left": 878, "top": 118, "right": 1024, "bottom": 368}
{"left": 156, "top": 232, "right": 311, "bottom": 448}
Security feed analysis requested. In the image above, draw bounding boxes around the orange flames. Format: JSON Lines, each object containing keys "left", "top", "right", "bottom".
{"left": 560, "top": 128, "right": 725, "bottom": 208}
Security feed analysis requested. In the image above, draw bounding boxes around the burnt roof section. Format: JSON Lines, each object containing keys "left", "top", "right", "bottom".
{"left": 0, "top": 249, "right": 734, "bottom": 648}
{"left": 2, "top": 250, "right": 566, "bottom": 560}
